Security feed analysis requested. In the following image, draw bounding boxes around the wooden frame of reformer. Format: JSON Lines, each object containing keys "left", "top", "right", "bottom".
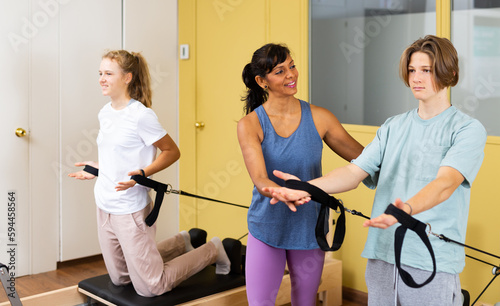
{"left": 0, "top": 258, "right": 342, "bottom": 306}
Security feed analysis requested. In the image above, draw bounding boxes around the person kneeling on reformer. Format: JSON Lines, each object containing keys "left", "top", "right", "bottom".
{"left": 69, "top": 49, "right": 238, "bottom": 297}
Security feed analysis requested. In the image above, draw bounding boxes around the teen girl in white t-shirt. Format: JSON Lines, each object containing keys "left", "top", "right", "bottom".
{"left": 69, "top": 50, "right": 230, "bottom": 297}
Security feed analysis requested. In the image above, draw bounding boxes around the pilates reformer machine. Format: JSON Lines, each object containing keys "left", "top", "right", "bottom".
{"left": 73, "top": 166, "right": 342, "bottom": 306}
{"left": 76, "top": 228, "right": 341, "bottom": 306}
{"left": 0, "top": 263, "right": 22, "bottom": 306}
{"left": 75, "top": 171, "right": 499, "bottom": 306}
{"left": 0, "top": 166, "right": 340, "bottom": 306}
{"left": 78, "top": 228, "right": 248, "bottom": 306}
{"left": 0, "top": 245, "right": 341, "bottom": 306}
{"left": 0, "top": 231, "right": 341, "bottom": 306}
{"left": 1, "top": 168, "right": 498, "bottom": 305}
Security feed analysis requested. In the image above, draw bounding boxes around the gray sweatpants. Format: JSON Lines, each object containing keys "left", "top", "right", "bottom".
{"left": 365, "top": 259, "right": 463, "bottom": 306}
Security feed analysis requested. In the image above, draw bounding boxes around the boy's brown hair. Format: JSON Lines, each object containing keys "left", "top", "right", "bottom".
{"left": 400, "top": 35, "right": 459, "bottom": 91}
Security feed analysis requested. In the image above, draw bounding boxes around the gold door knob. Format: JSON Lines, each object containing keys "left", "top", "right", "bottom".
{"left": 15, "top": 128, "right": 27, "bottom": 137}
{"left": 195, "top": 122, "right": 205, "bottom": 128}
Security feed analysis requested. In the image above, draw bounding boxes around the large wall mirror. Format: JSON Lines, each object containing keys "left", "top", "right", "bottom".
{"left": 311, "top": 0, "right": 500, "bottom": 137}
{"left": 310, "top": 0, "right": 436, "bottom": 127}
{"left": 452, "top": 0, "right": 500, "bottom": 136}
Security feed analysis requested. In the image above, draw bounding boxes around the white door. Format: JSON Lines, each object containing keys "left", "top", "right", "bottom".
{"left": 0, "top": 1, "right": 31, "bottom": 277}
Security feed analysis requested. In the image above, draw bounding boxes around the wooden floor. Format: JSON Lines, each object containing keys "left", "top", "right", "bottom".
{"left": 0, "top": 255, "right": 108, "bottom": 303}
{"left": 0, "top": 255, "right": 367, "bottom": 305}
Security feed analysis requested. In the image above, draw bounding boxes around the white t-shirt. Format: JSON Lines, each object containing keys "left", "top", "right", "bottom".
{"left": 94, "top": 99, "right": 167, "bottom": 214}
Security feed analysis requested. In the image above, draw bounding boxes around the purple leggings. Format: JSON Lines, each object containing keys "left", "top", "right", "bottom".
{"left": 245, "top": 233, "right": 325, "bottom": 306}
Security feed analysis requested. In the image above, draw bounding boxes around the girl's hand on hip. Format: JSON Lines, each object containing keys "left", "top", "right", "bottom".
{"left": 115, "top": 179, "right": 137, "bottom": 191}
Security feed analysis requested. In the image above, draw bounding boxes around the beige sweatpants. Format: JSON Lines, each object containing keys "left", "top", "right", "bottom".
{"left": 97, "top": 205, "right": 218, "bottom": 297}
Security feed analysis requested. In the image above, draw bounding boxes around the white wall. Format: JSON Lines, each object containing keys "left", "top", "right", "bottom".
{"left": 123, "top": 0, "right": 179, "bottom": 243}
{"left": 59, "top": 0, "right": 122, "bottom": 262}
{"left": 30, "top": 0, "right": 63, "bottom": 274}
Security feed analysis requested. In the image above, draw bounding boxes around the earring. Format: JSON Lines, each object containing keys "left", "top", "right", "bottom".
{"left": 264, "top": 85, "right": 268, "bottom": 89}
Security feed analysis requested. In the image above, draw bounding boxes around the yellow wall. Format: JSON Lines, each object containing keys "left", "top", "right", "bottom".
{"left": 460, "top": 136, "right": 500, "bottom": 303}
{"left": 179, "top": 1, "right": 500, "bottom": 304}
{"left": 178, "top": 0, "right": 309, "bottom": 243}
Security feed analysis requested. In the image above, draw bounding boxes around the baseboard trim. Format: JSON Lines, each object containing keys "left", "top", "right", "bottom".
{"left": 57, "top": 254, "right": 104, "bottom": 269}
{"left": 342, "top": 286, "right": 368, "bottom": 304}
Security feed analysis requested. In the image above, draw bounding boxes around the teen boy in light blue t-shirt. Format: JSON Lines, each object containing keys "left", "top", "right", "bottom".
{"left": 264, "top": 35, "right": 487, "bottom": 306}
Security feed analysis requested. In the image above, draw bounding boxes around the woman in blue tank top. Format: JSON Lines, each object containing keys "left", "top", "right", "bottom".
{"left": 237, "top": 43, "right": 364, "bottom": 306}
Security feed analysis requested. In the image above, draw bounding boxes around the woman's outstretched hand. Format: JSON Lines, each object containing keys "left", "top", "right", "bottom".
{"left": 262, "top": 170, "right": 312, "bottom": 212}
{"left": 68, "top": 161, "right": 99, "bottom": 180}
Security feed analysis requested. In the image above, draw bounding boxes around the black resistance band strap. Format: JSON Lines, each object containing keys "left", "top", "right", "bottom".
{"left": 83, "top": 165, "right": 165, "bottom": 226}
{"left": 129, "top": 174, "right": 167, "bottom": 226}
{"left": 83, "top": 165, "right": 99, "bottom": 176}
{"left": 385, "top": 204, "right": 436, "bottom": 288}
{"left": 284, "top": 179, "right": 345, "bottom": 252}
{"left": 175, "top": 190, "right": 249, "bottom": 209}
{"left": 83, "top": 165, "right": 249, "bottom": 227}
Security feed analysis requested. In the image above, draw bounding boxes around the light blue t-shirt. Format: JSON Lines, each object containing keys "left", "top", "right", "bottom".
{"left": 352, "top": 106, "right": 486, "bottom": 274}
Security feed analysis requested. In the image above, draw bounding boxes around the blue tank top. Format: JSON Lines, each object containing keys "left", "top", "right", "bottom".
{"left": 247, "top": 100, "right": 324, "bottom": 249}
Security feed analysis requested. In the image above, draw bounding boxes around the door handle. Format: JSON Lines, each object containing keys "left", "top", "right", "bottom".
{"left": 15, "top": 128, "right": 27, "bottom": 137}
{"left": 195, "top": 122, "right": 205, "bottom": 129}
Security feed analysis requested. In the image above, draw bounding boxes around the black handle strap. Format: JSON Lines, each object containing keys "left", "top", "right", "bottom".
{"left": 83, "top": 165, "right": 99, "bottom": 176}
{"left": 385, "top": 204, "right": 436, "bottom": 288}
{"left": 130, "top": 174, "right": 168, "bottom": 226}
{"left": 83, "top": 165, "right": 164, "bottom": 226}
{"left": 284, "top": 179, "right": 345, "bottom": 252}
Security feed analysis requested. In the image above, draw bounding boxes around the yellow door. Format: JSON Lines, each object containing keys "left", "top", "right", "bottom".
{"left": 179, "top": 0, "right": 309, "bottom": 243}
